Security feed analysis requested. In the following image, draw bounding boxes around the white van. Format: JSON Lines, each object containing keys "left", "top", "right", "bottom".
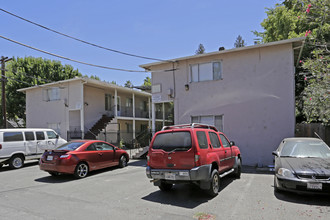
{"left": 0, "top": 128, "right": 67, "bottom": 169}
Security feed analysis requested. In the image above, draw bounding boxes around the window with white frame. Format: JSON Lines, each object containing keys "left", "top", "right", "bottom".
{"left": 191, "top": 115, "right": 224, "bottom": 132}
{"left": 126, "top": 98, "right": 133, "bottom": 107}
{"left": 43, "top": 87, "right": 60, "bottom": 101}
{"left": 105, "top": 94, "right": 112, "bottom": 111}
{"left": 190, "top": 61, "right": 222, "bottom": 82}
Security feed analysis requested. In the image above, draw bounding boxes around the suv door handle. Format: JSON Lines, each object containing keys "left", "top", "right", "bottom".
{"left": 98, "top": 153, "right": 103, "bottom": 156}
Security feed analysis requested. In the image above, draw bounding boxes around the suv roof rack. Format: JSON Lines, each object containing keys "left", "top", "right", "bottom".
{"left": 161, "top": 123, "right": 218, "bottom": 132}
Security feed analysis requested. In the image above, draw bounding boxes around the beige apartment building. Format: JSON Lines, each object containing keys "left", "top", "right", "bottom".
{"left": 18, "top": 77, "right": 165, "bottom": 147}
{"left": 140, "top": 37, "right": 305, "bottom": 166}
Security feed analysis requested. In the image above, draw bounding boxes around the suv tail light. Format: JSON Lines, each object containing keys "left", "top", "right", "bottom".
{"left": 146, "top": 155, "right": 150, "bottom": 166}
{"left": 0, "top": 144, "right": 2, "bottom": 150}
{"left": 195, "top": 152, "right": 201, "bottom": 166}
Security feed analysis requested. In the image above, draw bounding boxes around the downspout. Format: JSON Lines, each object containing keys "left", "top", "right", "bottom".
{"left": 132, "top": 92, "right": 136, "bottom": 140}
{"left": 81, "top": 79, "right": 87, "bottom": 139}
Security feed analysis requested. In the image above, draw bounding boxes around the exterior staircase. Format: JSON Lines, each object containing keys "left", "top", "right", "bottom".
{"left": 84, "top": 115, "right": 113, "bottom": 139}
{"left": 131, "top": 146, "right": 149, "bottom": 159}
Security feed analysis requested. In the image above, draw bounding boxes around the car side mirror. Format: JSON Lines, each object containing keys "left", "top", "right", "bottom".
{"left": 56, "top": 134, "right": 59, "bottom": 139}
{"left": 230, "top": 141, "right": 235, "bottom": 146}
{"left": 272, "top": 151, "right": 279, "bottom": 157}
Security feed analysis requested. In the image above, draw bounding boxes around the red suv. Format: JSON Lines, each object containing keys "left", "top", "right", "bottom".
{"left": 146, "top": 123, "right": 241, "bottom": 196}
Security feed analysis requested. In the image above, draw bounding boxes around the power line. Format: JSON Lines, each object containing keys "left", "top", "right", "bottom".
{"left": 0, "top": 8, "right": 168, "bottom": 62}
{"left": 0, "top": 34, "right": 148, "bottom": 73}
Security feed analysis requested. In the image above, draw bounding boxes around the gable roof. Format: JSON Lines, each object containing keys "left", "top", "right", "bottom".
{"left": 17, "top": 77, "right": 151, "bottom": 96}
{"left": 140, "top": 37, "right": 305, "bottom": 70}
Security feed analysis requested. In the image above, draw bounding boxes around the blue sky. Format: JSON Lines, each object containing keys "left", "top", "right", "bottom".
{"left": 0, "top": 0, "right": 281, "bottom": 86}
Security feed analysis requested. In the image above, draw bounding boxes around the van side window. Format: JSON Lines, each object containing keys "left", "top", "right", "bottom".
{"left": 36, "top": 132, "right": 45, "bottom": 140}
{"left": 209, "top": 132, "right": 221, "bottom": 148}
{"left": 3, "top": 132, "right": 24, "bottom": 142}
{"left": 46, "top": 131, "right": 57, "bottom": 139}
{"left": 24, "top": 132, "right": 35, "bottom": 141}
{"left": 197, "top": 131, "right": 208, "bottom": 149}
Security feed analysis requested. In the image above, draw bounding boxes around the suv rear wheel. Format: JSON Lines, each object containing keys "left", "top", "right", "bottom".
{"left": 159, "top": 181, "right": 173, "bottom": 191}
{"left": 208, "top": 169, "right": 219, "bottom": 196}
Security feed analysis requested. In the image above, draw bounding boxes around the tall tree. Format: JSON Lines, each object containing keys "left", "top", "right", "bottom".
{"left": 142, "top": 76, "right": 151, "bottom": 87}
{"left": 195, "top": 43, "right": 205, "bottom": 54}
{"left": 234, "top": 35, "right": 246, "bottom": 48}
{"left": 254, "top": 0, "right": 330, "bottom": 125}
{"left": 4, "top": 57, "right": 82, "bottom": 125}
{"left": 124, "top": 80, "right": 132, "bottom": 88}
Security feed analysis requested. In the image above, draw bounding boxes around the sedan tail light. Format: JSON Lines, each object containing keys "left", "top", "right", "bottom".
{"left": 60, "top": 154, "right": 72, "bottom": 160}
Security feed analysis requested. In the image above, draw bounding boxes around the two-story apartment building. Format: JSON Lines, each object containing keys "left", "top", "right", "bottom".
{"left": 18, "top": 77, "right": 166, "bottom": 147}
{"left": 140, "top": 37, "right": 305, "bottom": 166}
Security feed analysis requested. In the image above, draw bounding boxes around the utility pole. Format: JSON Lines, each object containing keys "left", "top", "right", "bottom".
{"left": 1, "top": 56, "right": 12, "bottom": 128}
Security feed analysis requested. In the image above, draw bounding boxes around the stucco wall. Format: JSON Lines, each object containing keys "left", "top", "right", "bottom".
{"left": 151, "top": 43, "right": 295, "bottom": 166}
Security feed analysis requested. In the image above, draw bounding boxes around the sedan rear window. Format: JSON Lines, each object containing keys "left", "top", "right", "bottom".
{"left": 152, "top": 131, "right": 191, "bottom": 152}
{"left": 56, "top": 142, "right": 84, "bottom": 151}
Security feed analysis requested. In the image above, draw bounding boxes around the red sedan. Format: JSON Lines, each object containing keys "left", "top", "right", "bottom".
{"left": 39, "top": 140, "right": 129, "bottom": 178}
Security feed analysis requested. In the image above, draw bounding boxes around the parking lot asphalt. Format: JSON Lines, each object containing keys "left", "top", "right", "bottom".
{"left": 0, "top": 159, "right": 329, "bottom": 220}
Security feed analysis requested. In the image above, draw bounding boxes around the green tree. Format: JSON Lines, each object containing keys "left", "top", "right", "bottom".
{"left": 140, "top": 76, "right": 151, "bottom": 92}
{"left": 301, "top": 49, "right": 329, "bottom": 125}
{"left": 234, "top": 35, "right": 246, "bottom": 48}
{"left": 195, "top": 43, "right": 205, "bottom": 54}
{"left": 124, "top": 80, "right": 132, "bottom": 88}
{"left": 142, "top": 76, "right": 151, "bottom": 87}
{"left": 254, "top": 0, "right": 330, "bottom": 124}
{"left": 4, "top": 57, "right": 82, "bottom": 125}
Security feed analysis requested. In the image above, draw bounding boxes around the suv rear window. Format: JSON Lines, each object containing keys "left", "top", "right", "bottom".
{"left": 152, "top": 131, "right": 192, "bottom": 152}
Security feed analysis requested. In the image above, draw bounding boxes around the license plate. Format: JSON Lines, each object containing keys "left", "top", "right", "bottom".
{"left": 47, "top": 155, "right": 53, "bottom": 161}
{"left": 165, "top": 172, "right": 176, "bottom": 180}
{"left": 307, "top": 182, "right": 322, "bottom": 190}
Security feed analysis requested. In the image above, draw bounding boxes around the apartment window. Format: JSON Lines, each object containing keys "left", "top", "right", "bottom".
{"left": 191, "top": 115, "right": 224, "bottom": 132}
{"left": 126, "top": 123, "right": 133, "bottom": 133}
{"left": 140, "top": 101, "right": 147, "bottom": 111}
{"left": 105, "top": 94, "right": 112, "bottom": 111}
{"left": 190, "top": 61, "right": 222, "bottom": 82}
{"left": 43, "top": 87, "right": 60, "bottom": 101}
{"left": 126, "top": 98, "right": 133, "bottom": 107}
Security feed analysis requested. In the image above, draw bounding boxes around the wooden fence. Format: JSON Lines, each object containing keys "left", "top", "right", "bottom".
{"left": 295, "top": 123, "right": 330, "bottom": 146}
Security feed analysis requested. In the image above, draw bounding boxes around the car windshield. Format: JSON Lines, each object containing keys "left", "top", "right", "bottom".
{"left": 56, "top": 142, "right": 84, "bottom": 151}
{"left": 152, "top": 131, "right": 192, "bottom": 152}
{"left": 280, "top": 140, "right": 330, "bottom": 158}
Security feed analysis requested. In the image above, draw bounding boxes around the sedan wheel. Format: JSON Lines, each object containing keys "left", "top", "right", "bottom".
{"left": 9, "top": 155, "right": 24, "bottom": 169}
{"left": 74, "top": 163, "right": 89, "bottom": 178}
{"left": 119, "top": 155, "right": 127, "bottom": 168}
